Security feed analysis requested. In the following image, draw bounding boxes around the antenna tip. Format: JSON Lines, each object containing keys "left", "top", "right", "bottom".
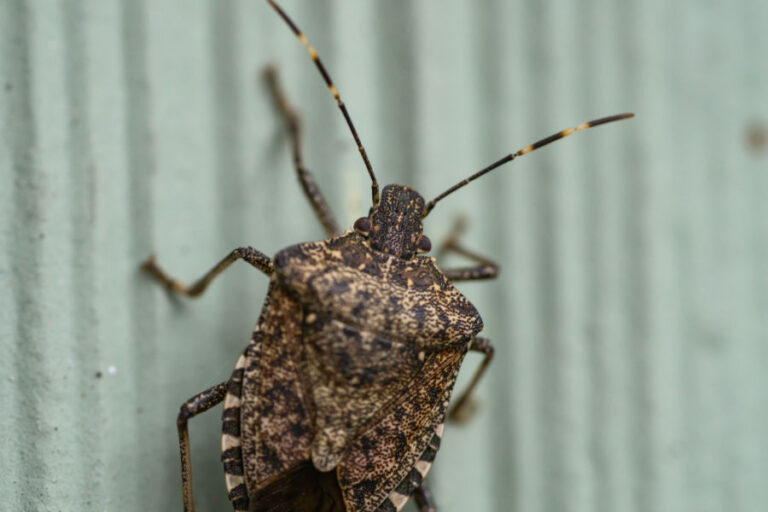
{"left": 585, "top": 112, "right": 635, "bottom": 129}
{"left": 615, "top": 112, "right": 634, "bottom": 121}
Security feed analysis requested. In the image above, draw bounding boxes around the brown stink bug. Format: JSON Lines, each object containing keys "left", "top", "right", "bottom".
{"left": 142, "top": 1, "right": 634, "bottom": 511}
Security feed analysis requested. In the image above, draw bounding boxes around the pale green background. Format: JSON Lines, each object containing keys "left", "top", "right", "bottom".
{"left": 2, "top": 1, "right": 768, "bottom": 511}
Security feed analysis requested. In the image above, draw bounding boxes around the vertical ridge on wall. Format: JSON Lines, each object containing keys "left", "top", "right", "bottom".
{"left": 527, "top": 1, "right": 563, "bottom": 510}
{"left": 619, "top": 2, "right": 653, "bottom": 511}
{"left": 373, "top": 2, "right": 416, "bottom": 190}
{"left": 122, "top": 0, "right": 161, "bottom": 509}
{"left": 478, "top": 2, "right": 523, "bottom": 512}
{"left": 3, "top": 2, "right": 45, "bottom": 510}
{"left": 636, "top": 1, "right": 685, "bottom": 510}
{"left": 63, "top": 0, "right": 102, "bottom": 507}
{"left": 493, "top": 1, "right": 535, "bottom": 510}
{"left": 739, "top": 2, "right": 768, "bottom": 507}
{"left": 582, "top": 1, "right": 615, "bottom": 511}
{"left": 589, "top": 0, "right": 640, "bottom": 509}
{"left": 87, "top": 0, "right": 131, "bottom": 508}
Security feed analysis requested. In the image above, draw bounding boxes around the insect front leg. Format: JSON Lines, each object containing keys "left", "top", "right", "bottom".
{"left": 437, "top": 218, "right": 499, "bottom": 282}
{"left": 177, "top": 382, "right": 229, "bottom": 512}
{"left": 142, "top": 247, "right": 273, "bottom": 297}
{"left": 413, "top": 482, "right": 438, "bottom": 512}
{"left": 448, "top": 337, "right": 494, "bottom": 422}
{"left": 263, "top": 66, "right": 340, "bottom": 237}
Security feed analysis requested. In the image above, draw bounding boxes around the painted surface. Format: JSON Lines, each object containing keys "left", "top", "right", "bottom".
{"left": 2, "top": 1, "right": 767, "bottom": 511}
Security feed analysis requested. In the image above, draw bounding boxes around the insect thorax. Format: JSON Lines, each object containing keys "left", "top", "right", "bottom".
{"left": 273, "top": 230, "right": 483, "bottom": 347}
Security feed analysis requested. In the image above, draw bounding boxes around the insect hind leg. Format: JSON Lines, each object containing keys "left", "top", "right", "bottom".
{"left": 448, "top": 337, "right": 494, "bottom": 422}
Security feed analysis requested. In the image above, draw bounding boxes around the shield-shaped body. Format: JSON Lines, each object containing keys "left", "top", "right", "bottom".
{"left": 220, "top": 230, "right": 483, "bottom": 511}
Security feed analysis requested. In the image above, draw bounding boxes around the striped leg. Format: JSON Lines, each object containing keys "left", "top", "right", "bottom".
{"left": 142, "top": 247, "right": 273, "bottom": 298}
{"left": 448, "top": 337, "right": 494, "bottom": 422}
{"left": 413, "top": 482, "right": 437, "bottom": 512}
{"left": 437, "top": 219, "right": 499, "bottom": 282}
{"left": 264, "top": 66, "right": 339, "bottom": 237}
{"left": 177, "top": 382, "right": 229, "bottom": 512}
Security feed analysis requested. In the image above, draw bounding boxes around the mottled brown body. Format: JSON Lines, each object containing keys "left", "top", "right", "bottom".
{"left": 226, "top": 230, "right": 481, "bottom": 511}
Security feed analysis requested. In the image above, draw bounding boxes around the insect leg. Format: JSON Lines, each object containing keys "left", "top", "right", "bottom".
{"left": 413, "top": 482, "right": 438, "bottom": 512}
{"left": 263, "top": 65, "right": 340, "bottom": 237}
{"left": 448, "top": 337, "right": 494, "bottom": 422}
{"left": 437, "top": 219, "right": 499, "bottom": 282}
{"left": 442, "top": 244, "right": 499, "bottom": 281}
{"left": 177, "top": 382, "right": 229, "bottom": 512}
{"left": 142, "top": 247, "right": 274, "bottom": 297}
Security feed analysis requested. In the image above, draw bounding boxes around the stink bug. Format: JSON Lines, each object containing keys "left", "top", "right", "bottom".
{"left": 142, "top": 1, "right": 634, "bottom": 510}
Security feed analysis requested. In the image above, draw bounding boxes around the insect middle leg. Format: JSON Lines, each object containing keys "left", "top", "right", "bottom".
{"left": 449, "top": 336, "right": 495, "bottom": 422}
{"left": 177, "top": 382, "right": 229, "bottom": 512}
{"left": 263, "top": 66, "right": 340, "bottom": 237}
{"left": 437, "top": 219, "right": 499, "bottom": 282}
{"left": 142, "top": 247, "right": 273, "bottom": 297}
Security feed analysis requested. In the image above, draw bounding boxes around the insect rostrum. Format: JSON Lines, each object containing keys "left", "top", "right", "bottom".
{"left": 142, "top": 2, "right": 633, "bottom": 511}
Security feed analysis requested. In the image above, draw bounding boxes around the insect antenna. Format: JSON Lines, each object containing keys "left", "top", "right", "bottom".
{"left": 422, "top": 113, "right": 634, "bottom": 217}
{"left": 267, "top": 0, "right": 380, "bottom": 205}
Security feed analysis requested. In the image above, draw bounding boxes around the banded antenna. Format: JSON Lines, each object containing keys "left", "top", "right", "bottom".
{"left": 423, "top": 113, "right": 634, "bottom": 217}
{"left": 267, "top": 0, "right": 380, "bottom": 206}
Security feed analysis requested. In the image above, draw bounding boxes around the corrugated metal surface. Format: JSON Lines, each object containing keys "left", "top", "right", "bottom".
{"left": 2, "top": 1, "right": 767, "bottom": 511}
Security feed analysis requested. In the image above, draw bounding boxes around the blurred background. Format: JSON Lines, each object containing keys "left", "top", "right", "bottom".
{"left": 2, "top": 0, "right": 767, "bottom": 511}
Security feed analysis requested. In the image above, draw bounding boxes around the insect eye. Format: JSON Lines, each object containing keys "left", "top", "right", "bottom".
{"left": 354, "top": 217, "right": 371, "bottom": 235}
{"left": 417, "top": 235, "right": 432, "bottom": 253}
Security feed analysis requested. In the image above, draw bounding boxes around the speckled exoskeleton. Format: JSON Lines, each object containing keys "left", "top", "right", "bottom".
{"left": 142, "top": 2, "right": 633, "bottom": 511}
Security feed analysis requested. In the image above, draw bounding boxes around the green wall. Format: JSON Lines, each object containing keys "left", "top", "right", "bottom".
{"left": 2, "top": 1, "right": 767, "bottom": 511}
